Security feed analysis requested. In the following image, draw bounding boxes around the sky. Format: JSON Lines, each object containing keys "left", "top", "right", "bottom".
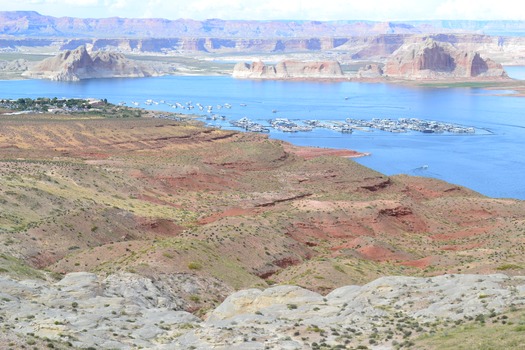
{"left": 1, "top": 0, "right": 524, "bottom": 21}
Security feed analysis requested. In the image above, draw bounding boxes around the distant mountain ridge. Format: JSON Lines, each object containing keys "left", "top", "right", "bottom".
{"left": 1, "top": 11, "right": 524, "bottom": 38}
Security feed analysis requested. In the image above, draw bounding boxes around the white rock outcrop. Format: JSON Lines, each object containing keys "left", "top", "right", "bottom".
{"left": 1, "top": 272, "right": 524, "bottom": 349}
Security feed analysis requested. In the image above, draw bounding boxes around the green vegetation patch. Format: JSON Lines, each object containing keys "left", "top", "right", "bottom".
{"left": 0, "top": 253, "right": 45, "bottom": 279}
{"left": 496, "top": 263, "right": 522, "bottom": 271}
{"left": 0, "top": 97, "right": 147, "bottom": 119}
{"left": 415, "top": 309, "right": 525, "bottom": 350}
{"left": 93, "top": 238, "right": 264, "bottom": 290}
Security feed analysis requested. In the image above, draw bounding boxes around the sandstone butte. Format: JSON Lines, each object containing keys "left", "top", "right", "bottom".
{"left": 232, "top": 41, "right": 509, "bottom": 83}
{"left": 384, "top": 38, "right": 508, "bottom": 80}
{"left": 232, "top": 60, "right": 344, "bottom": 79}
{"left": 22, "top": 45, "right": 161, "bottom": 81}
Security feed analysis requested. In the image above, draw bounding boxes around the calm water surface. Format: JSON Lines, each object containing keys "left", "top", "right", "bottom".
{"left": 1, "top": 71, "right": 524, "bottom": 199}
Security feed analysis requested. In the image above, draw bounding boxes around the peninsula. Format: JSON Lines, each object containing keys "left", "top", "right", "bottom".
{"left": 0, "top": 100, "right": 524, "bottom": 348}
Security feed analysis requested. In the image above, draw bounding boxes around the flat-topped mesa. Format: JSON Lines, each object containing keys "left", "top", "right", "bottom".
{"left": 233, "top": 60, "right": 344, "bottom": 79}
{"left": 22, "top": 45, "right": 160, "bottom": 81}
{"left": 384, "top": 38, "right": 508, "bottom": 80}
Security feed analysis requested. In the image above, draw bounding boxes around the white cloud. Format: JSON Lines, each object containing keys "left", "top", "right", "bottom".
{"left": 104, "top": 0, "right": 129, "bottom": 11}
{"left": 436, "top": 0, "right": 525, "bottom": 20}
{"left": 15, "top": 0, "right": 99, "bottom": 6}
{"left": 130, "top": 0, "right": 525, "bottom": 21}
{"left": 3, "top": 0, "right": 525, "bottom": 20}
{"left": 64, "top": 0, "right": 98, "bottom": 5}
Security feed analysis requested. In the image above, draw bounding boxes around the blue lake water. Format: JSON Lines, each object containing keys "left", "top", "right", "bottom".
{"left": 1, "top": 72, "right": 524, "bottom": 199}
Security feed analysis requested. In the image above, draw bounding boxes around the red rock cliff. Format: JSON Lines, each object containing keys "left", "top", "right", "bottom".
{"left": 384, "top": 38, "right": 507, "bottom": 80}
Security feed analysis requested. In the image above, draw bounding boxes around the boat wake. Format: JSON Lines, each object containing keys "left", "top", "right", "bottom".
{"left": 412, "top": 165, "right": 442, "bottom": 178}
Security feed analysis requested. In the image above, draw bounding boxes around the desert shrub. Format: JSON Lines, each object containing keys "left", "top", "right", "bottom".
{"left": 188, "top": 262, "right": 202, "bottom": 270}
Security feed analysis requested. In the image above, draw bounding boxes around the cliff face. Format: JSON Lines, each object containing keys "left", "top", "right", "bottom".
{"left": 384, "top": 39, "right": 508, "bottom": 80}
{"left": 233, "top": 60, "right": 344, "bottom": 79}
{"left": 1, "top": 34, "right": 525, "bottom": 66}
{"left": 22, "top": 45, "right": 160, "bottom": 81}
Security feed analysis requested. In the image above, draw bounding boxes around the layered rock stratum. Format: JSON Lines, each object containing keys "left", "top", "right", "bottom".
{"left": 233, "top": 60, "right": 344, "bottom": 79}
{"left": 0, "top": 272, "right": 524, "bottom": 349}
{"left": 384, "top": 38, "right": 508, "bottom": 80}
{"left": 1, "top": 12, "right": 525, "bottom": 66}
{"left": 1, "top": 34, "right": 525, "bottom": 66}
{"left": 22, "top": 45, "right": 161, "bottom": 81}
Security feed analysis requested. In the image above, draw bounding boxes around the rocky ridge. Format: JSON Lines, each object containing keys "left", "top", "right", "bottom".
{"left": 0, "top": 272, "right": 524, "bottom": 349}
{"left": 384, "top": 38, "right": 508, "bottom": 80}
{"left": 233, "top": 60, "right": 344, "bottom": 79}
{"left": 3, "top": 11, "right": 525, "bottom": 38}
{"left": 0, "top": 11, "right": 444, "bottom": 38}
{"left": 0, "top": 58, "right": 29, "bottom": 71}
{"left": 0, "top": 58, "right": 30, "bottom": 79}
{"left": 22, "top": 45, "right": 162, "bottom": 81}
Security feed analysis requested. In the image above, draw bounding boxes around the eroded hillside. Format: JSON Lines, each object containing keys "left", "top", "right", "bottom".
{"left": 0, "top": 105, "right": 524, "bottom": 311}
